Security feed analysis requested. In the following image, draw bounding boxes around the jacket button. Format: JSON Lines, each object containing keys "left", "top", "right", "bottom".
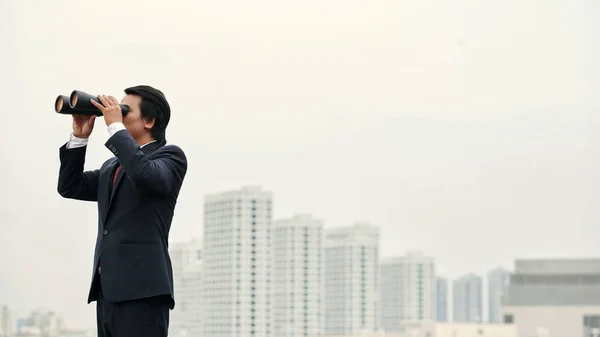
{"left": 103, "top": 230, "right": 108, "bottom": 235}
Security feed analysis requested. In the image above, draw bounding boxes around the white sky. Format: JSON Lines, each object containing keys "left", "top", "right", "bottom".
{"left": 1, "top": 0, "right": 599, "bottom": 329}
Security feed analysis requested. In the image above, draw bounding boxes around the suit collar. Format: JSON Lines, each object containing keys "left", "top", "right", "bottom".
{"left": 141, "top": 140, "right": 157, "bottom": 148}
{"left": 141, "top": 139, "right": 165, "bottom": 154}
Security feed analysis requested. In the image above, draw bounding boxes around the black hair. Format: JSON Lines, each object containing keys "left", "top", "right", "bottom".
{"left": 124, "top": 85, "right": 171, "bottom": 140}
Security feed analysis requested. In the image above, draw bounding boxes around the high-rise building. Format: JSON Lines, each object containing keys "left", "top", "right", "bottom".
{"left": 324, "top": 222, "right": 379, "bottom": 336}
{"left": 436, "top": 277, "right": 449, "bottom": 322}
{"left": 170, "top": 239, "right": 203, "bottom": 337}
{"left": 380, "top": 251, "right": 436, "bottom": 333}
{"left": 202, "top": 186, "right": 273, "bottom": 337}
{"left": 452, "top": 273, "right": 483, "bottom": 322}
{"left": 273, "top": 214, "right": 324, "bottom": 337}
{"left": 0, "top": 306, "right": 13, "bottom": 337}
{"left": 487, "top": 267, "right": 510, "bottom": 323}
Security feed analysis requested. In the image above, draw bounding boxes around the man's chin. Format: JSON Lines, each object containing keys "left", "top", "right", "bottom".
{"left": 125, "top": 126, "right": 137, "bottom": 135}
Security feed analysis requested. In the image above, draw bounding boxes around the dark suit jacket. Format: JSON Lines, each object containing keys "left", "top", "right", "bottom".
{"left": 57, "top": 129, "right": 187, "bottom": 309}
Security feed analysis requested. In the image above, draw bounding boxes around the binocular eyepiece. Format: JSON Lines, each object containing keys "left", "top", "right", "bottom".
{"left": 55, "top": 90, "right": 130, "bottom": 117}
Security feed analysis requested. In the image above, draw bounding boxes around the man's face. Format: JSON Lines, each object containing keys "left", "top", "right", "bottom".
{"left": 120, "top": 94, "right": 154, "bottom": 139}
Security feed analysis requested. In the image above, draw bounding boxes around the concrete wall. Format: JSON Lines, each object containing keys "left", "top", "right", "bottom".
{"left": 503, "top": 305, "right": 600, "bottom": 337}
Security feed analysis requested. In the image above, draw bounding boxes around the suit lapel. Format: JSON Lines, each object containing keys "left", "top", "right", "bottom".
{"left": 101, "top": 159, "right": 120, "bottom": 225}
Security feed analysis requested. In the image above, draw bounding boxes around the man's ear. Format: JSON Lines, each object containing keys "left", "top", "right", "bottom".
{"left": 143, "top": 117, "right": 156, "bottom": 131}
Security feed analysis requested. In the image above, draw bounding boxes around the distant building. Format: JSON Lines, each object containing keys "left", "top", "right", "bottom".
{"left": 16, "top": 308, "right": 64, "bottom": 337}
{"left": 170, "top": 239, "right": 203, "bottom": 337}
{"left": 324, "top": 222, "right": 380, "bottom": 335}
{"left": 202, "top": 186, "right": 273, "bottom": 337}
{"left": 436, "top": 277, "right": 449, "bottom": 322}
{"left": 503, "top": 258, "right": 600, "bottom": 337}
{"left": 16, "top": 318, "right": 26, "bottom": 332}
{"left": 487, "top": 267, "right": 510, "bottom": 323}
{"left": 452, "top": 274, "right": 483, "bottom": 322}
{"left": 380, "top": 251, "right": 436, "bottom": 333}
{"left": 0, "top": 306, "right": 13, "bottom": 337}
{"left": 273, "top": 214, "right": 324, "bottom": 337}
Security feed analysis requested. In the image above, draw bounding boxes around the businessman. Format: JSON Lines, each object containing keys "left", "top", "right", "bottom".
{"left": 57, "top": 85, "right": 187, "bottom": 337}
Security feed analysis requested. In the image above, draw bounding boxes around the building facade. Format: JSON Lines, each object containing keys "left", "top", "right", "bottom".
{"left": 324, "top": 222, "right": 379, "bottom": 336}
{"left": 202, "top": 186, "right": 274, "bottom": 337}
{"left": 273, "top": 214, "right": 324, "bottom": 337}
{"left": 452, "top": 273, "right": 483, "bottom": 322}
{"left": 502, "top": 258, "right": 600, "bottom": 337}
{"left": 380, "top": 251, "right": 436, "bottom": 333}
{"left": 170, "top": 239, "right": 203, "bottom": 337}
{"left": 0, "top": 306, "right": 12, "bottom": 337}
{"left": 487, "top": 267, "right": 510, "bottom": 323}
{"left": 436, "top": 277, "right": 448, "bottom": 322}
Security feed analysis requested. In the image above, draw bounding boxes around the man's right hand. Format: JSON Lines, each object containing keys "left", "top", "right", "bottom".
{"left": 72, "top": 115, "right": 97, "bottom": 138}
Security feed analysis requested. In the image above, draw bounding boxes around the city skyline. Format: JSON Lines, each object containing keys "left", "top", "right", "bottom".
{"left": 170, "top": 188, "right": 505, "bottom": 337}
{"left": 167, "top": 186, "right": 518, "bottom": 336}
{"left": 7, "top": 257, "right": 600, "bottom": 336}
{"left": 0, "top": 181, "right": 566, "bottom": 332}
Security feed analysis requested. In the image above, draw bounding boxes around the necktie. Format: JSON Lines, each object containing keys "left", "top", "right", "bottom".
{"left": 112, "top": 165, "right": 122, "bottom": 189}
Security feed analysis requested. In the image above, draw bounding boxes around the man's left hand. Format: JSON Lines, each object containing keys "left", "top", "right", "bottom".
{"left": 91, "top": 95, "right": 123, "bottom": 126}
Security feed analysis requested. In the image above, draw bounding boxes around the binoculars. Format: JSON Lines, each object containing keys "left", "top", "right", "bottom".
{"left": 55, "top": 90, "right": 130, "bottom": 117}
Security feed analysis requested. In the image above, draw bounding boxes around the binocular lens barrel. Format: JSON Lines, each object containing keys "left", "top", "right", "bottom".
{"left": 55, "top": 95, "right": 102, "bottom": 116}
{"left": 55, "top": 95, "right": 67, "bottom": 113}
{"left": 54, "top": 90, "right": 130, "bottom": 117}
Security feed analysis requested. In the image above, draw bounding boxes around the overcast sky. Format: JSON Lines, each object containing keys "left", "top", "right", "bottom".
{"left": 1, "top": 0, "right": 599, "bottom": 330}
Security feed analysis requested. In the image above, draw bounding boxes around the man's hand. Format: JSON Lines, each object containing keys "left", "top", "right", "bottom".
{"left": 72, "top": 114, "right": 96, "bottom": 139}
{"left": 91, "top": 95, "right": 124, "bottom": 126}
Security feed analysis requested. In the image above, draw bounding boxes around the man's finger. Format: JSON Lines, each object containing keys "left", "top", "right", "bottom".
{"left": 102, "top": 95, "right": 116, "bottom": 107}
{"left": 90, "top": 99, "right": 105, "bottom": 112}
{"left": 97, "top": 95, "right": 110, "bottom": 107}
{"left": 108, "top": 96, "right": 119, "bottom": 105}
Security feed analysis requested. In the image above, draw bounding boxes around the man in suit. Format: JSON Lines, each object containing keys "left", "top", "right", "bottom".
{"left": 57, "top": 85, "right": 188, "bottom": 337}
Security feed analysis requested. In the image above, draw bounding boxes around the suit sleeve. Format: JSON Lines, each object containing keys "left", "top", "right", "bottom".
{"left": 105, "top": 130, "right": 188, "bottom": 197}
{"left": 57, "top": 143, "right": 100, "bottom": 201}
